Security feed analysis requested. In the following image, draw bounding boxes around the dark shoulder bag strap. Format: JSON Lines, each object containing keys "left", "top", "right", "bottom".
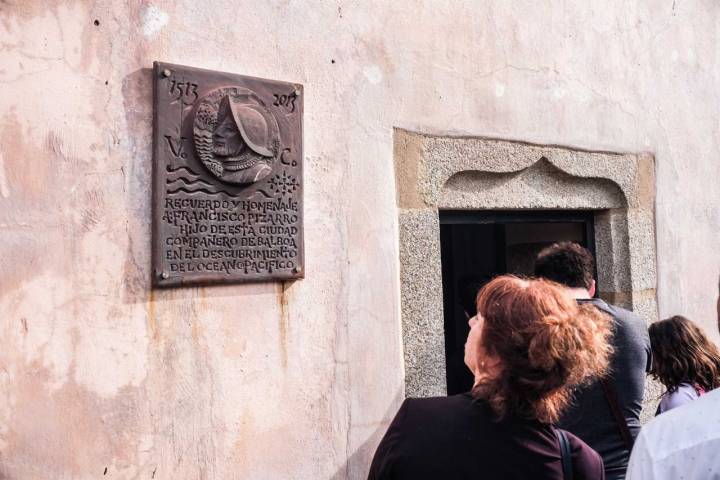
{"left": 555, "top": 428, "right": 573, "bottom": 480}
{"left": 599, "top": 377, "right": 635, "bottom": 451}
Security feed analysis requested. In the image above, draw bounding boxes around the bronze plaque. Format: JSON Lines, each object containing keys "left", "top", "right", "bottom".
{"left": 152, "top": 61, "right": 303, "bottom": 287}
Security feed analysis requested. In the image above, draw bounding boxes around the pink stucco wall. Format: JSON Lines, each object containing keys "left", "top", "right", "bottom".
{"left": 1, "top": 1, "right": 718, "bottom": 478}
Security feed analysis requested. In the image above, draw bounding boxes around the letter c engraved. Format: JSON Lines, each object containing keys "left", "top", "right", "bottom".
{"left": 280, "top": 148, "right": 297, "bottom": 167}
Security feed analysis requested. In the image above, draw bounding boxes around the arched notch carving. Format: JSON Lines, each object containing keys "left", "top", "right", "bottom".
{"left": 394, "top": 128, "right": 651, "bottom": 210}
{"left": 440, "top": 157, "right": 627, "bottom": 210}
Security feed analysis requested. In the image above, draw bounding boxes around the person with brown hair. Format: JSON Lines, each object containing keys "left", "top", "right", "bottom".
{"left": 648, "top": 315, "right": 720, "bottom": 414}
{"left": 627, "top": 281, "right": 720, "bottom": 479}
{"left": 368, "top": 276, "right": 613, "bottom": 479}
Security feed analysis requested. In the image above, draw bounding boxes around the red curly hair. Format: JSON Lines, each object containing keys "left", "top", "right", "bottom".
{"left": 471, "top": 276, "right": 613, "bottom": 424}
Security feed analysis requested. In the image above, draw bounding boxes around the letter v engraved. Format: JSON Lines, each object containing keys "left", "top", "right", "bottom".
{"left": 164, "top": 135, "right": 187, "bottom": 158}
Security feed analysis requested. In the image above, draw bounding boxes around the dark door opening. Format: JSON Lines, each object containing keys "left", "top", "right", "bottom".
{"left": 440, "top": 210, "right": 596, "bottom": 395}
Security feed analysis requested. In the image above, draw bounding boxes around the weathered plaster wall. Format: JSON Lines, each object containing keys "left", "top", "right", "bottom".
{"left": 1, "top": 1, "right": 718, "bottom": 479}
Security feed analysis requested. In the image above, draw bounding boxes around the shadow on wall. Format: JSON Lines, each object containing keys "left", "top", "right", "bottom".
{"left": 121, "top": 67, "right": 153, "bottom": 305}
{"left": 330, "top": 388, "right": 404, "bottom": 480}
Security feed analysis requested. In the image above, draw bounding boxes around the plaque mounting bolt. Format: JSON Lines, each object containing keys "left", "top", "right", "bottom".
{"left": 160, "top": 271, "right": 169, "bottom": 279}
{"left": 161, "top": 69, "right": 172, "bottom": 78}
{"left": 293, "top": 266, "right": 302, "bottom": 274}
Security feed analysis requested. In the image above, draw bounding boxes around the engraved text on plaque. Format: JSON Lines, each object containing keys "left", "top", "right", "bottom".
{"left": 152, "top": 62, "right": 304, "bottom": 287}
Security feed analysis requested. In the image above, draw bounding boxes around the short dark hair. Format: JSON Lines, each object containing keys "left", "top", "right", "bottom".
{"left": 533, "top": 242, "right": 594, "bottom": 289}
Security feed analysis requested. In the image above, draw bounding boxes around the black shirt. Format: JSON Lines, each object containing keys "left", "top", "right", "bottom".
{"left": 558, "top": 299, "right": 652, "bottom": 479}
{"left": 368, "top": 393, "right": 604, "bottom": 480}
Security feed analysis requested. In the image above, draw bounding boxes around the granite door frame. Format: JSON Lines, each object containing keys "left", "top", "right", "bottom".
{"left": 394, "top": 129, "right": 657, "bottom": 398}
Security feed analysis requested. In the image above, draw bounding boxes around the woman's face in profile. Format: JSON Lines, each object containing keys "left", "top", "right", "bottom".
{"left": 464, "top": 314, "right": 486, "bottom": 375}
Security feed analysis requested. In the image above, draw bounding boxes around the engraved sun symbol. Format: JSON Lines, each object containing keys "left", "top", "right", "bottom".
{"left": 268, "top": 171, "right": 299, "bottom": 196}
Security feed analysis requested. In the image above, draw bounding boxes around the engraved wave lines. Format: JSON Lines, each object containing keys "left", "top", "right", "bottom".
{"left": 165, "top": 164, "right": 248, "bottom": 197}
{"left": 166, "top": 177, "right": 214, "bottom": 188}
{"left": 167, "top": 181, "right": 240, "bottom": 197}
{"left": 166, "top": 165, "right": 202, "bottom": 176}
{"left": 167, "top": 186, "right": 229, "bottom": 196}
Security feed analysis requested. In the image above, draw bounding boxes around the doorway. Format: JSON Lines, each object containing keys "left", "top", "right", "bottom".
{"left": 439, "top": 210, "right": 596, "bottom": 395}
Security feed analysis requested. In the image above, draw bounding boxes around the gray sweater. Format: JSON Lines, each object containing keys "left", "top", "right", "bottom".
{"left": 557, "top": 298, "right": 652, "bottom": 479}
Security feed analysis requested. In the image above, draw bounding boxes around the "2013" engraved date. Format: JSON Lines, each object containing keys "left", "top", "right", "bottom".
{"left": 273, "top": 92, "right": 298, "bottom": 113}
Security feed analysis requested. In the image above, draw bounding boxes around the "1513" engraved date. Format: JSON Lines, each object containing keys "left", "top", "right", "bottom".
{"left": 169, "top": 80, "right": 199, "bottom": 104}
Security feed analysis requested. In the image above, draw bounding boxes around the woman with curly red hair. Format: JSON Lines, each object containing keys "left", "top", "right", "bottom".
{"left": 368, "top": 275, "right": 613, "bottom": 480}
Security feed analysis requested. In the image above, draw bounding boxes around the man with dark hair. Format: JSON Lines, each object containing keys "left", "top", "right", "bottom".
{"left": 534, "top": 242, "right": 652, "bottom": 480}
{"left": 534, "top": 242, "right": 596, "bottom": 292}
{"left": 626, "top": 277, "right": 720, "bottom": 479}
